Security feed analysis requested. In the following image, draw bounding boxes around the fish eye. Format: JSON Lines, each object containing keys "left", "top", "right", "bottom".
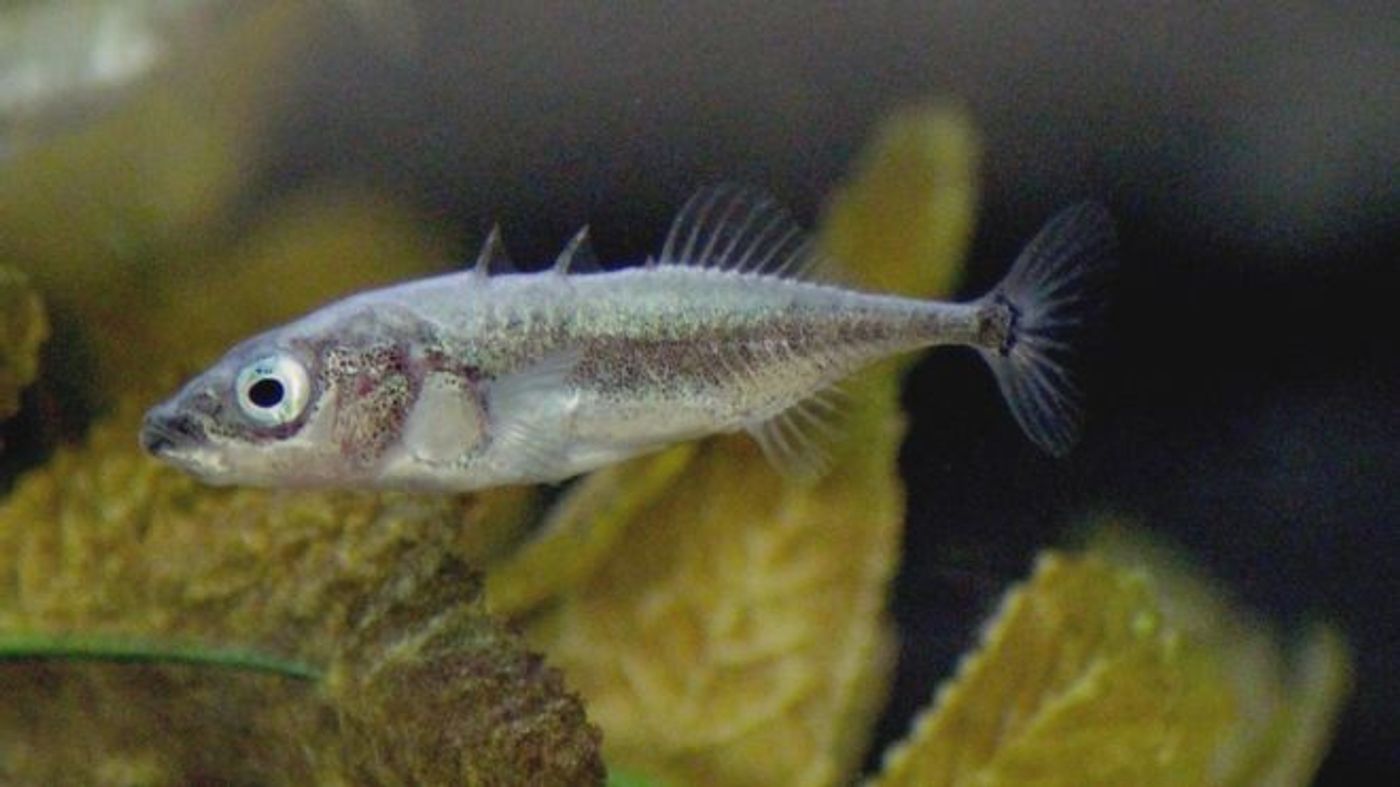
{"left": 235, "top": 354, "right": 310, "bottom": 427}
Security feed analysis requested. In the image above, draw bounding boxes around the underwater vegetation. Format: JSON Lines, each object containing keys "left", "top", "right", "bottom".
{"left": 0, "top": 268, "right": 46, "bottom": 429}
{"left": 0, "top": 4, "right": 1352, "bottom": 786}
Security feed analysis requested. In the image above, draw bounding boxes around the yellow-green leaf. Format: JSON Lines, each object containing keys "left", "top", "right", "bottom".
{"left": 819, "top": 105, "right": 979, "bottom": 299}
{"left": 869, "top": 545, "right": 1351, "bottom": 787}
{"left": 871, "top": 553, "right": 1237, "bottom": 787}
{"left": 1085, "top": 526, "right": 1352, "bottom": 787}
{"left": 487, "top": 444, "right": 698, "bottom": 616}
{"left": 525, "top": 383, "right": 904, "bottom": 787}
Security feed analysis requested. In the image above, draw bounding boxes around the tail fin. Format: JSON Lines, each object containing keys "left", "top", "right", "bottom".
{"left": 976, "top": 202, "right": 1116, "bottom": 456}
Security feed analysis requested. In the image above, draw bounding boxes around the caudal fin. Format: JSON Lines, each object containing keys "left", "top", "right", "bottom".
{"left": 976, "top": 202, "right": 1116, "bottom": 456}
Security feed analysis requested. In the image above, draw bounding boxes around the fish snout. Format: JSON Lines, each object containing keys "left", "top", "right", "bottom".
{"left": 139, "top": 405, "right": 207, "bottom": 456}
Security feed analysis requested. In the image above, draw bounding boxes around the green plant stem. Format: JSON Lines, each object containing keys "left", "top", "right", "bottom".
{"left": 0, "top": 633, "right": 319, "bottom": 680}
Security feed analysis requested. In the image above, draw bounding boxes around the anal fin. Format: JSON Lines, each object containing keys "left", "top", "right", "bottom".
{"left": 743, "top": 386, "right": 850, "bottom": 482}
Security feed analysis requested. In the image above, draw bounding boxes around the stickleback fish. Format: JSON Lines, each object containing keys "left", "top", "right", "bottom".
{"left": 140, "top": 186, "right": 1115, "bottom": 490}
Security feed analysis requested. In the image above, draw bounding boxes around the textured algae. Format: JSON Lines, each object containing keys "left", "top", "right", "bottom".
{"left": 0, "top": 405, "right": 602, "bottom": 785}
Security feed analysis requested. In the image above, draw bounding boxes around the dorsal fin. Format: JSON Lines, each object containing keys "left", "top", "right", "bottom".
{"left": 552, "top": 225, "right": 600, "bottom": 274}
{"left": 471, "top": 224, "right": 515, "bottom": 277}
{"left": 658, "top": 185, "right": 815, "bottom": 277}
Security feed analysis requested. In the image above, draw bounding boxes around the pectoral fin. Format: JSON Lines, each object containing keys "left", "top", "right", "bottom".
{"left": 484, "top": 350, "right": 583, "bottom": 481}
{"left": 400, "top": 373, "right": 486, "bottom": 465}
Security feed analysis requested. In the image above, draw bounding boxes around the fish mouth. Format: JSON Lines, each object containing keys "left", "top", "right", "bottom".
{"left": 139, "top": 408, "right": 208, "bottom": 458}
{"left": 139, "top": 409, "right": 233, "bottom": 482}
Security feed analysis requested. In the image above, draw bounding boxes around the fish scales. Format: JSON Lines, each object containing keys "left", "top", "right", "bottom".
{"left": 436, "top": 268, "right": 976, "bottom": 442}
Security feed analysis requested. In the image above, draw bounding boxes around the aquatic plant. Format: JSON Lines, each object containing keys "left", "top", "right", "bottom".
{"left": 0, "top": 267, "right": 46, "bottom": 428}
{"left": 0, "top": 5, "right": 1348, "bottom": 783}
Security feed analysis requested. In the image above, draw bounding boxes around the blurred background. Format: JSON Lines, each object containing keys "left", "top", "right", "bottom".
{"left": 3, "top": 1, "right": 1395, "bottom": 783}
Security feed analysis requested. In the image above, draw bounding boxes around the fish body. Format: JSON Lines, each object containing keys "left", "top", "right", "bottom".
{"left": 141, "top": 187, "right": 1115, "bottom": 490}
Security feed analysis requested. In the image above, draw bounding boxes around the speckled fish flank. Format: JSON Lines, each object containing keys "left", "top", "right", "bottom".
{"left": 140, "top": 187, "right": 1116, "bottom": 490}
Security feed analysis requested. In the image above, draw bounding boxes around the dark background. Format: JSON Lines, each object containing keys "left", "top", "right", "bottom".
{"left": 108, "top": 1, "right": 1400, "bottom": 781}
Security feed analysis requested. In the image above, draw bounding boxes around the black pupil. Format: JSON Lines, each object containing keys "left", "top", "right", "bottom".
{"left": 248, "top": 377, "right": 285, "bottom": 408}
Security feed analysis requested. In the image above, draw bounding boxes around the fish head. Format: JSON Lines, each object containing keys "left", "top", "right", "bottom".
{"left": 139, "top": 326, "right": 338, "bottom": 486}
{"left": 140, "top": 304, "right": 441, "bottom": 487}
